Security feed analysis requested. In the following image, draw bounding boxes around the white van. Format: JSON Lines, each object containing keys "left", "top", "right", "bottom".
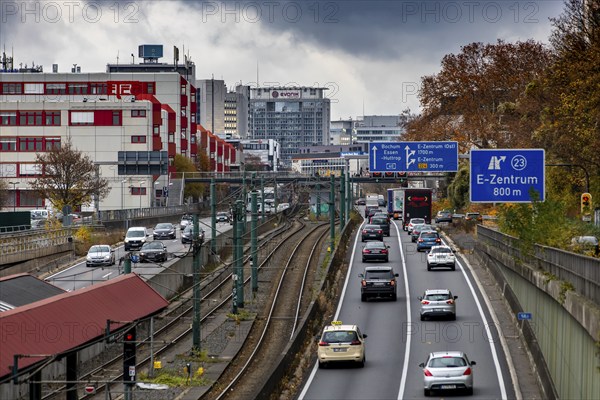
{"left": 124, "top": 227, "right": 148, "bottom": 251}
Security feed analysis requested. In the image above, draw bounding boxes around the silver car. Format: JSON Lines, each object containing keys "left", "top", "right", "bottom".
{"left": 418, "top": 289, "right": 457, "bottom": 320}
{"left": 419, "top": 351, "right": 476, "bottom": 396}
{"left": 86, "top": 245, "right": 115, "bottom": 267}
{"left": 426, "top": 245, "right": 456, "bottom": 270}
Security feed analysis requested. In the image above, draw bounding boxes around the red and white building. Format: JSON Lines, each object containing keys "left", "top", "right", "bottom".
{"left": 0, "top": 70, "right": 239, "bottom": 211}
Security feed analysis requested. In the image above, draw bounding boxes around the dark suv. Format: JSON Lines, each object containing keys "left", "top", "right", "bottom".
{"left": 358, "top": 266, "right": 399, "bottom": 301}
{"left": 370, "top": 216, "right": 390, "bottom": 237}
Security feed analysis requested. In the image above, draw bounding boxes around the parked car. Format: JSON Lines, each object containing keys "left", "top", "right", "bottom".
{"left": 416, "top": 230, "right": 442, "bottom": 252}
{"left": 570, "top": 236, "right": 600, "bottom": 255}
{"left": 317, "top": 320, "right": 367, "bottom": 368}
{"left": 361, "top": 224, "right": 384, "bottom": 242}
{"left": 153, "top": 223, "right": 176, "bottom": 240}
{"left": 181, "top": 225, "right": 205, "bottom": 244}
{"left": 216, "top": 212, "right": 230, "bottom": 223}
{"left": 419, "top": 351, "right": 476, "bottom": 396}
{"left": 362, "top": 241, "right": 389, "bottom": 262}
{"left": 369, "top": 216, "right": 390, "bottom": 237}
{"left": 359, "top": 266, "right": 399, "bottom": 301}
{"left": 139, "top": 241, "right": 168, "bottom": 263}
{"left": 418, "top": 289, "right": 458, "bottom": 320}
{"left": 426, "top": 245, "right": 456, "bottom": 271}
{"left": 411, "top": 224, "right": 434, "bottom": 242}
{"left": 464, "top": 212, "right": 482, "bottom": 222}
{"left": 435, "top": 210, "right": 453, "bottom": 223}
{"left": 406, "top": 218, "right": 425, "bottom": 234}
{"left": 86, "top": 244, "right": 115, "bottom": 267}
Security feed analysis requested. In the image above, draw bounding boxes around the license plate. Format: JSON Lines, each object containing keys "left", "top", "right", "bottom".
{"left": 373, "top": 282, "right": 385, "bottom": 286}
{"left": 441, "top": 385, "right": 456, "bottom": 389}
{"left": 333, "top": 348, "right": 347, "bottom": 352}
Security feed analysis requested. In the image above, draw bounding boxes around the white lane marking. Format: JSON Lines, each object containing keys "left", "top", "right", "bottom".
{"left": 454, "top": 245, "right": 508, "bottom": 400}
{"left": 102, "top": 272, "right": 113, "bottom": 279}
{"left": 45, "top": 262, "right": 82, "bottom": 280}
{"left": 298, "top": 219, "right": 365, "bottom": 400}
{"left": 396, "top": 220, "right": 412, "bottom": 400}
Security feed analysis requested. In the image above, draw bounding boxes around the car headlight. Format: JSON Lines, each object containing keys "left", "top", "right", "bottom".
{"left": 86, "top": 255, "right": 92, "bottom": 261}
{"left": 103, "top": 255, "right": 110, "bottom": 260}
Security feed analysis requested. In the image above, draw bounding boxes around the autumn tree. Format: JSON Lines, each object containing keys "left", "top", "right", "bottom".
{"left": 406, "top": 40, "right": 552, "bottom": 151}
{"left": 243, "top": 154, "right": 266, "bottom": 171}
{"left": 533, "top": 0, "right": 600, "bottom": 175}
{"left": 173, "top": 154, "right": 205, "bottom": 202}
{"left": 0, "top": 180, "right": 8, "bottom": 209}
{"left": 30, "top": 140, "right": 110, "bottom": 211}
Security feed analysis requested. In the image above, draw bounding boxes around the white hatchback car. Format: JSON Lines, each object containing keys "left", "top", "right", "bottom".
{"left": 317, "top": 321, "right": 367, "bottom": 368}
{"left": 419, "top": 351, "right": 476, "bottom": 396}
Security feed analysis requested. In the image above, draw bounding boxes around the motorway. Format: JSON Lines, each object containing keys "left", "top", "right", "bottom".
{"left": 45, "top": 217, "right": 234, "bottom": 292}
{"left": 299, "top": 215, "right": 514, "bottom": 399}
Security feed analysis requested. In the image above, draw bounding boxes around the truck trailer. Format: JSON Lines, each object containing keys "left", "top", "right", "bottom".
{"left": 387, "top": 188, "right": 405, "bottom": 220}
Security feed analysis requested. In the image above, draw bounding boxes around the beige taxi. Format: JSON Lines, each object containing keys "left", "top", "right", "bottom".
{"left": 317, "top": 321, "right": 367, "bottom": 368}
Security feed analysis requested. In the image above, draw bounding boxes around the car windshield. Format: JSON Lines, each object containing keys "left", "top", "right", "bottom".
{"left": 365, "top": 270, "right": 393, "bottom": 279}
{"left": 431, "top": 247, "right": 452, "bottom": 254}
{"left": 89, "top": 245, "right": 110, "bottom": 253}
{"left": 365, "top": 242, "right": 385, "bottom": 249}
{"left": 411, "top": 218, "right": 425, "bottom": 225}
{"left": 425, "top": 293, "right": 451, "bottom": 301}
{"left": 421, "top": 232, "right": 438, "bottom": 239}
{"left": 322, "top": 330, "right": 358, "bottom": 343}
{"left": 364, "top": 225, "right": 379, "bottom": 230}
{"left": 156, "top": 223, "right": 172, "bottom": 229}
{"left": 128, "top": 230, "right": 145, "bottom": 238}
{"left": 371, "top": 218, "right": 387, "bottom": 224}
{"left": 429, "top": 357, "right": 467, "bottom": 368}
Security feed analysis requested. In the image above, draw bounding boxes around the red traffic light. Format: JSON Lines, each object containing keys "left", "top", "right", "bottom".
{"left": 125, "top": 333, "right": 134, "bottom": 341}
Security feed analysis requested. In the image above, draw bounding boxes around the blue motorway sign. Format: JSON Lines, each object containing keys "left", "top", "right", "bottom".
{"left": 368, "top": 141, "right": 458, "bottom": 173}
{"left": 470, "top": 149, "right": 545, "bottom": 203}
{"left": 517, "top": 312, "right": 532, "bottom": 320}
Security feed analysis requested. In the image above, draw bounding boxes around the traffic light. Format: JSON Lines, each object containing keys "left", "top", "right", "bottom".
{"left": 581, "top": 193, "right": 592, "bottom": 219}
{"left": 123, "top": 327, "right": 136, "bottom": 383}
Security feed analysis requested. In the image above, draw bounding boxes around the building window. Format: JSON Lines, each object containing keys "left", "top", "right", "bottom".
{"left": 46, "top": 83, "right": 66, "bottom": 95}
{"left": 131, "top": 187, "right": 147, "bottom": 195}
{"left": 153, "top": 125, "right": 160, "bottom": 135}
{"left": 70, "top": 111, "right": 94, "bottom": 125}
{"left": 131, "top": 109, "right": 146, "bottom": 118}
{"left": 20, "top": 111, "right": 43, "bottom": 126}
{"left": 19, "top": 137, "right": 43, "bottom": 151}
{"left": 68, "top": 83, "right": 89, "bottom": 95}
{"left": 168, "top": 132, "right": 175, "bottom": 143}
{"left": 45, "top": 111, "right": 61, "bottom": 126}
{"left": 45, "top": 138, "right": 61, "bottom": 150}
{"left": 0, "top": 112, "right": 17, "bottom": 125}
{"left": 24, "top": 83, "right": 44, "bottom": 94}
{"left": 181, "top": 84, "right": 187, "bottom": 95}
{"left": 190, "top": 135, "right": 196, "bottom": 144}
{"left": 90, "top": 83, "right": 107, "bottom": 95}
{"left": 131, "top": 135, "right": 147, "bottom": 143}
{"left": 112, "top": 111, "right": 121, "bottom": 126}
{"left": 2, "top": 83, "right": 23, "bottom": 94}
{"left": 19, "top": 191, "right": 43, "bottom": 207}
{"left": 147, "top": 83, "right": 155, "bottom": 94}
{"left": 0, "top": 138, "right": 17, "bottom": 151}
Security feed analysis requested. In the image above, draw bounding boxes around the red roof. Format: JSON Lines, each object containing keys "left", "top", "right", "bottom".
{"left": 0, "top": 274, "right": 168, "bottom": 378}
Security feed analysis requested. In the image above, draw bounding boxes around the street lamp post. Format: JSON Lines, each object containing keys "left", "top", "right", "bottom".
{"left": 9, "top": 181, "right": 19, "bottom": 212}
{"left": 139, "top": 181, "right": 144, "bottom": 210}
{"left": 121, "top": 179, "right": 127, "bottom": 210}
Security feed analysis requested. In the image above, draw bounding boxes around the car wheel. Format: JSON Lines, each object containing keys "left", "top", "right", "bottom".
{"left": 384, "top": 257, "right": 389, "bottom": 263}
{"left": 420, "top": 314, "right": 425, "bottom": 321}
{"left": 361, "top": 238, "right": 365, "bottom": 242}
{"left": 466, "top": 387, "right": 473, "bottom": 396}
{"left": 451, "top": 314, "right": 456, "bottom": 321}
{"left": 358, "top": 356, "right": 365, "bottom": 368}
{"left": 424, "top": 389, "right": 430, "bottom": 397}
{"left": 451, "top": 264, "right": 456, "bottom": 271}
{"left": 362, "top": 257, "right": 367, "bottom": 262}
{"left": 361, "top": 293, "right": 367, "bottom": 302}
{"left": 392, "top": 293, "right": 397, "bottom": 301}
{"left": 427, "top": 264, "right": 432, "bottom": 271}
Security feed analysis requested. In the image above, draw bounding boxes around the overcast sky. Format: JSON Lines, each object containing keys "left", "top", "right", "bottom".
{"left": 1, "top": 0, "right": 565, "bottom": 120}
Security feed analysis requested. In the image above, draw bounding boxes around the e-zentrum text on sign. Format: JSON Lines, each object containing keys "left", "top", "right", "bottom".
{"left": 476, "top": 175, "right": 539, "bottom": 184}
